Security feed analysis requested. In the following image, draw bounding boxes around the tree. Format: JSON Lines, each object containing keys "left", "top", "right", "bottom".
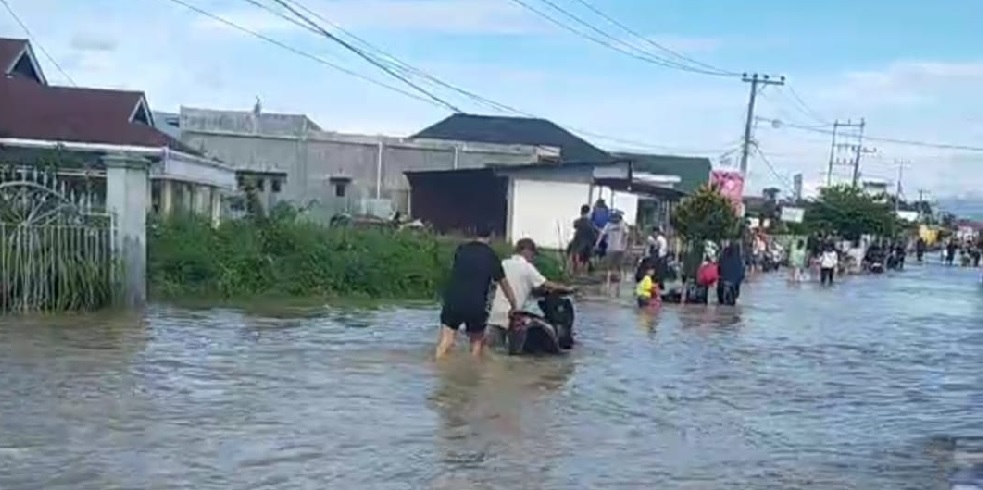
{"left": 802, "top": 185, "right": 896, "bottom": 239}
{"left": 671, "top": 184, "right": 741, "bottom": 241}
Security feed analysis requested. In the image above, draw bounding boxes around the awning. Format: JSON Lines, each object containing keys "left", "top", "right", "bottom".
{"left": 593, "top": 177, "right": 688, "bottom": 201}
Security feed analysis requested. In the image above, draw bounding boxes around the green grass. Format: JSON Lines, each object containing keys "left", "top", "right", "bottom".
{"left": 148, "top": 214, "right": 565, "bottom": 303}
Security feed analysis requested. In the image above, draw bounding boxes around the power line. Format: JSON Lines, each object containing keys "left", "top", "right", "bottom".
{"left": 754, "top": 146, "right": 796, "bottom": 193}
{"left": 228, "top": 0, "right": 736, "bottom": 154}
{"left": 782, "top": 85, "right": 829, "bottom": 126}
{"left": 564, "top": 0, "right": 738, "bottom": 76}
{"left": 769, "top": 119, "right": 983, "bottom": 152}
{"left": 0, "top": 0, "right": 76, "bottom": 86}
{"left": 265, "top": 0, "right": 462, "bottom": 112}
{"left": 505, "top": 0, "right": 734, "bottom": 76}
{"left": 241, "top": 0, "right": 515, "bottom": 114}
{"left": 162, "top": 0, "right": 450, "bottom": 107}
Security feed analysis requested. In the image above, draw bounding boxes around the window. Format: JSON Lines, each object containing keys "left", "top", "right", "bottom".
{"left": 256, "top": 178, "right": 265, "bottom": 191}
{"left": 236, "top": 175, "right": 246, "bottom": 190}
{"left": 334, "top": 183, "right": 346, "bottom": 198}
{"left": 271, "top": 178, "right": 282, "bottom": 193}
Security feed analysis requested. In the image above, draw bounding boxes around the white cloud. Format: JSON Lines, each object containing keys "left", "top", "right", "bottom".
{"left": 68, "top": 31, "right": 117, "bottom": 52}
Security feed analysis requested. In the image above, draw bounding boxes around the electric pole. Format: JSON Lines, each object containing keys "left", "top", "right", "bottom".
{"left": 894, "top": 159, "right": 910, "bottom": 214}
{"left": 851, "top": 117, "right": 866, "bottom": 187}
{"left": 826, "top": 120, "right": 839, "bottom": 187}
{"left": 917, "top": 188, "right": 930, "bottom": 223}
{"left": 740, "top": 73, "right": 785, "bottom": 175}
{"left": 825, "top": 119, "right": 866, "bottom": 187}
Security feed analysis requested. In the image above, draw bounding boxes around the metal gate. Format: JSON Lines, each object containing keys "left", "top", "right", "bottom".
{"left": 0, "top": 167, "right": 116, "bottom": 312}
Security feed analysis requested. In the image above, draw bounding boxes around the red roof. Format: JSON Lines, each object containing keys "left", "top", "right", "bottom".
{"left": 0, "top": 38, "right": 27, "bottom": 70}
{"left": 0, "top": 76, "right": 178, "bottom": 148}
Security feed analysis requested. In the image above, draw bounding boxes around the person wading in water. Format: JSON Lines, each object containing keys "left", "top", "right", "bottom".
{"left": 568, "top": 204, "right": 597, "bottom": 275}
{"left": 435, "top": 225, "right": 518, "bottom": 360}
{"left": 486, "top": 238, "right": 573, "bottom": 349}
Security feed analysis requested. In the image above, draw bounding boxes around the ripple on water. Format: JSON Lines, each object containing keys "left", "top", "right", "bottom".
{"left": 0, "top": 264, "right": 979, "bottom": 489}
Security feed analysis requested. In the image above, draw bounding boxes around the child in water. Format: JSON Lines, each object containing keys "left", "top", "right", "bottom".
{"left": 635, "top": 264, "right": 660, "bottom": 308}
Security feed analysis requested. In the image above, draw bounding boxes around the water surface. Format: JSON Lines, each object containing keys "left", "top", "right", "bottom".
{"left": 0, "top": 263, "right": 980, "bottom": 489}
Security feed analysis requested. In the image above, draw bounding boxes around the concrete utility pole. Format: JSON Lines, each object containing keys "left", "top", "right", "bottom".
{"left": 740, "top": 73, "right": 785, "bottom": 175}
{"left": 917, "top": 188, "right": 929, "bottom": 223}
{"left": 894, "top": 159, "right": 910, "bottom": 214}
{"left": 826, "top": 119, "right": 865, "bottom": 187}
{"left": 851, "top": 117, "right": 866, "bottom": 187}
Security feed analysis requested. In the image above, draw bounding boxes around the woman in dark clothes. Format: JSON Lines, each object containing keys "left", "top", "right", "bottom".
{"left": 717, "top": 242, "right": 745, "bottom": 305}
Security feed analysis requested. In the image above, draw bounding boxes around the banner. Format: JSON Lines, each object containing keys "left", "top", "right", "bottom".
{"left": 781, "top": 206, "right": 805, "bottom": 223}
{"left": 709, "top": 170, "right": 745, "bottom": 213}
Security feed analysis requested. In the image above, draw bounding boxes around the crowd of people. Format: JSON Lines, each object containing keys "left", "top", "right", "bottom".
{"left": 938, "top": 237, "right": 983, "bottom": 267}
{"left": 432, "top": 199, "right": 979, "bottom": 359}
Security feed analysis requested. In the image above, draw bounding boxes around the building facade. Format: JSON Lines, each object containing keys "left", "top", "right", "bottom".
{"left": 157, "top": 107, "right": 555, "bottom": 217}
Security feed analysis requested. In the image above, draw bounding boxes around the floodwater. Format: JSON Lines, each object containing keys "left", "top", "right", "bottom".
{"left": 1, "top": 264, "right": 981, "bottom": 489}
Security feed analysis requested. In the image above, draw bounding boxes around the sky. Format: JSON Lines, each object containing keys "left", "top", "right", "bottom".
{"left": 2, "top": 0, "right": 983, "bottom": 199}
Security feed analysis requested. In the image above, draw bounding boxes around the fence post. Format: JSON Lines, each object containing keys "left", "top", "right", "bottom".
{"left": 103, "top": 153, "right": 149, "bottom": 309}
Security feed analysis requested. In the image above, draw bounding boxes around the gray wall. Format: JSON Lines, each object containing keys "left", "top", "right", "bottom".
{"left": 180, "top": 131, "right": 539, "bottom": 214}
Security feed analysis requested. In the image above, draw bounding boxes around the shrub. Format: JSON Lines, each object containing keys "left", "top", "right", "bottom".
{"left": 148, "top": 214, "right": 564, "bottom": 301}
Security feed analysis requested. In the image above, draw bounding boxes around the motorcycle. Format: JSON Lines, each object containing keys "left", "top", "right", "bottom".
{"left": 505, "top": 288, "right": 576, "bottom": 355}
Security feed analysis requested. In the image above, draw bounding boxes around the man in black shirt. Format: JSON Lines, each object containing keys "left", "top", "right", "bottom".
{"left": 435, "top": 225, "right": 518, "bottom": 359}
{"left": 568, "top": 204, "right": 596, "bottom": 274}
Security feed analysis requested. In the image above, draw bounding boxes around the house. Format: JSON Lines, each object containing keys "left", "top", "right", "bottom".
{"left": 155, "top": 110, "right": 289, "bottom": 213}
{"left": 405, "top": 160, "right": 685, "bottom": 250}
{"left": 0, "top": 38, "right": 236, "bottom": 223}
{"left": 0, "top": 37, "right": 238, "bottom": 307}
{"left": 159, "top": 107, "right": 553, "bottom": 218}
{"left": 610, "top": 152, "right": 711, "bottom": 231}
{"left": 413, "top": 113, "right": 610, "bottom": 163}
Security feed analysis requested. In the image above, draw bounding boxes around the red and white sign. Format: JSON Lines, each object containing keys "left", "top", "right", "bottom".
{"left": 709, "top": 170, "right": 745, "bottom": 213}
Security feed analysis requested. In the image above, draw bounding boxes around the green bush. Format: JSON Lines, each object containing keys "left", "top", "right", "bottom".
{"left": 148, "top": 214, "right": 565, "bottom": 302}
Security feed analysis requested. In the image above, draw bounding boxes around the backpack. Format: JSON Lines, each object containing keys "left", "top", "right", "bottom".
{"left": 696, "top": 262, "right": 719, "bottom": 286}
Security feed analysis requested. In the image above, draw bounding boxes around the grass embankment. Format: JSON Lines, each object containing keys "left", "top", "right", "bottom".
{"left": 148, "top": 215, "right": 565, "bottom": 304}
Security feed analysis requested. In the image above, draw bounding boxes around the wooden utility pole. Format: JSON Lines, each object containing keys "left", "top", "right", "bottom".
{"left": 740, "top": 73, "right": 785, "bottom": 175}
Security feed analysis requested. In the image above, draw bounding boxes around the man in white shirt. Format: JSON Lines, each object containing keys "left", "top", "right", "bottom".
{"left": 650, "top": 227, "right": 669, "bottom": 260}
{"left": 646, "top": 227, "right": 670, "bottom": 289}
{"left": 486, "top": 238, "right": 571, "bottom": 348}
{"left": 595, "top": 211, "right": 629, "bottom": 286}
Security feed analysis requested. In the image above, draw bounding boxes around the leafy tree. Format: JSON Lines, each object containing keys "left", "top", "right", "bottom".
{"left": 802, "top": 185, "right": 896, "bottom": 239}
{"left": 671, "top": 184, "right": 741, "bottom": 241}
{"left": 940, "top": 212, "right": 957, "bottom": 229}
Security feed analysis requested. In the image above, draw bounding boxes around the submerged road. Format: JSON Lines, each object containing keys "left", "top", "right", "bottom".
{"left": 0, "top": 263, "right": 980, "bottom": 489}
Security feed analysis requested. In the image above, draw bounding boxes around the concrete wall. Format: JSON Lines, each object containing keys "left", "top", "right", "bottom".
{"left": 175, "top": 108, "right": 545, "bottom": 214}
{"left": 510, "top": 178, "right": 590, "bottom": 250}
{"left": 508, "top": 178, "right": 639, "bottom": 250}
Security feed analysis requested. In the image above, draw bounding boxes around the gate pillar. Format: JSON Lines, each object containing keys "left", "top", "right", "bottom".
{"left": 104, "top": 153, "right": 149, "bottom": 309}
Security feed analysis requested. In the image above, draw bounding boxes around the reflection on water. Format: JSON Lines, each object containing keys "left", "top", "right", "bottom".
{"left": 0, "top": 264, "right": 980, "bottom": 489}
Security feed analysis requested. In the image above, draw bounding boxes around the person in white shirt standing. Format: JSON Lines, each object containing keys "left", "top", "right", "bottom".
{"left": 596, "top": 211, "right": 630, "bottom": 289}
{"left": 819, "top": 242, "right": 839, "bottom": 286}
{"left": 486, "top": 238, "right": 572, "bottom": 349}
{"left": 647, "top": 227, "right": 670, "bottom": 289}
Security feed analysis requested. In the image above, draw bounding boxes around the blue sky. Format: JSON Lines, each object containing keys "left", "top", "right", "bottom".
{"left": 3, "top": 0, "right": 982, "bottom": 198}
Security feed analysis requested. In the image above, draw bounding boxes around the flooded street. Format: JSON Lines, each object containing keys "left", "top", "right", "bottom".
{"left": 1, "top": 264, "right": 980, "bottom": 489}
